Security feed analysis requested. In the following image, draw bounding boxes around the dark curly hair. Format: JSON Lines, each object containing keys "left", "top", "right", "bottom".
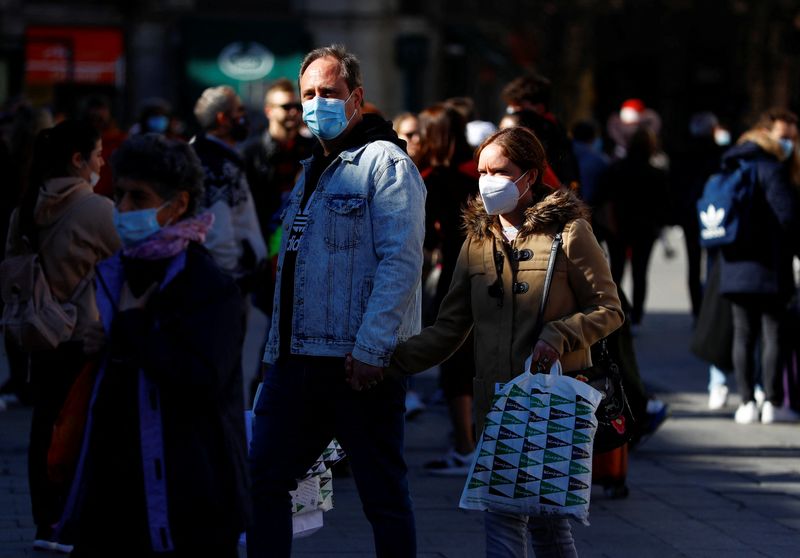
{"left": 110, "top": 134, "right": 205, "bottom": 217}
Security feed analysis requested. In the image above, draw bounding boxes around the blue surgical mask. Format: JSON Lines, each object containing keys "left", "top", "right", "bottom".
{"left": 113, "top": 204, "right": 167, "bottom": 246}
{"left": 302, "top": 91, "right": 355, "bottom": 140}
{"left": 779, "top": 138, "right": 795, "bottom": 159}
{"left": 146, "top": 115, "right": 170, "bottom": 134}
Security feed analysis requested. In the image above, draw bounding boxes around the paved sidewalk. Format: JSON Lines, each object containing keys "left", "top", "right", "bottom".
{"left": 2, "top": 228, "right": 799, "bottom": 557}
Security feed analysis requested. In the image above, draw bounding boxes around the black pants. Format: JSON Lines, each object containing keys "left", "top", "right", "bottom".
{"left": 608, "top": 234, "right": 657, "bottom": 325}
{"left": 730, "top": 296, "right": 785, "bottom": 405}
{"left": 28, "top": 342, "right": 85, "bottom": 530}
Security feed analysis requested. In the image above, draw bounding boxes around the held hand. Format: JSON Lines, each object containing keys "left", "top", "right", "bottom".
{"left": 345, "top": 354, "right": 384, "bottom": 391}
{"left": 82, "top": 321, "right": 107, "bottom": 355}
{"left": 118, "top": 282, "right": 159, "bottom": 313}
{"left": 531, "top": 339, "right": 559, "bottom": 371}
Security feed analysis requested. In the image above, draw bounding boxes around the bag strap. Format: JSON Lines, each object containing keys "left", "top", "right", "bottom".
{"left": 533, "top": 226, "right": 564, "bottom": 340}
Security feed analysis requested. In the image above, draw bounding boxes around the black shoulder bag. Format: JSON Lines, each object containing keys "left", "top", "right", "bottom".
{"left": 537, "top": 230, "right": 637, "bottom": 454}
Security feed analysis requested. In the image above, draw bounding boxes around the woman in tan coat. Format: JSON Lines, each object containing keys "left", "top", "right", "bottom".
{"left": 390, "top": 126, "right": 624, "bottom": 557}
{"left": 5, "top": 120, "right": 119, "bottom": 551}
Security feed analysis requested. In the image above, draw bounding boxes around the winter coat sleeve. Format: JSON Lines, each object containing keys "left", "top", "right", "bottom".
{"left": 538, "top": 218, "right": 624, "bottom": 355}
{"left": 110, "top": 262, "right": 245, "bottom": 396}
{"left": 759, "top": 162, "right": 800, "bottom": 247}
{"left": 388, "top": 238, "right": 475, "bottom": 375}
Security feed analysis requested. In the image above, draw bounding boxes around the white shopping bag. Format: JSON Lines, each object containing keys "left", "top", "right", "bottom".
{"left": 460, "top": 361, "right": 603, "bottom": 525}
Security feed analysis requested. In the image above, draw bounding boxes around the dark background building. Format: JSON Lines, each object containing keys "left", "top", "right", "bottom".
{"left": 2, "top": 0, "right": 800, "bottom": 151}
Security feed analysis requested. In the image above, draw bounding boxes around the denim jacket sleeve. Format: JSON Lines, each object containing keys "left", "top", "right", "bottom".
{"left": 351, "top": 153, "right": 426, "bottom": 367}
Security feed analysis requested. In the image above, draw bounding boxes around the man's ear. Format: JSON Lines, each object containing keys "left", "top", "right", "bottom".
{"left": 215, "top": 111, "right": 228, "bottom": 129}
{"left": 353, "top": 86, "right": 365, "bottom": 109}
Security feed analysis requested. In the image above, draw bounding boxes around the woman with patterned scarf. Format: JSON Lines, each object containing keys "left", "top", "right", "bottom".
{"left": 60, "top": 134, "right": 250, "bottom": 557}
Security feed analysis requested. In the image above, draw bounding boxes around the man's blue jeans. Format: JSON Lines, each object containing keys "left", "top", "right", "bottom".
{"left": 247, "top": 356, "right": 416, "bottom": 557}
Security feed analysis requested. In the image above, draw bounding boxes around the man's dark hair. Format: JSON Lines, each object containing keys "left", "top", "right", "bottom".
{"left": 111, "top": 134, "right": 205, "bottom": 217}
{"left": 299, "top": 44, "right": 362, "bottom": 93}
{"left": 757, "top": 107, "right": 799, "bottom": 129}
{"left": 502, "top": 74, "right": 552, "bottom": 109}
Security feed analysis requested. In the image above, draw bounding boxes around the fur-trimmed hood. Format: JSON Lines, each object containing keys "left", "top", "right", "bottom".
{"left": 462, "top": 187, "right": 591, "bottom": 241}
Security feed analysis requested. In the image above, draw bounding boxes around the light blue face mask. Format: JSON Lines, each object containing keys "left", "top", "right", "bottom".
{"left": 302, "top": 91, "right": 355, "bottom": 140}
{"left": 146, "top": 115, "right": 170, "bottom": 134}
{"left": 113, "top": 204, "right": 168, "bottom": 246}
{"left": 779, "top": 138, "right": 795, "bottom": 159}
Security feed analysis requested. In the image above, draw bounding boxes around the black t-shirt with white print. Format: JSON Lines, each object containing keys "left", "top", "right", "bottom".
{"left": 276, "top": 115, "right": 407, "bottom": 362}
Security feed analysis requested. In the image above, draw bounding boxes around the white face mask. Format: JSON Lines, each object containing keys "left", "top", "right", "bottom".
{"left": 478, "top": 171, "right": 530, "bottom": 216}
{"left": 89, "top": 172, "right": 100, "bottom": 187}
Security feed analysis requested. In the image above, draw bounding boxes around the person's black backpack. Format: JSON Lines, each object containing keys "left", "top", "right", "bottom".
{"left": 697, "top": 161, "right": 757, "bottom": 248}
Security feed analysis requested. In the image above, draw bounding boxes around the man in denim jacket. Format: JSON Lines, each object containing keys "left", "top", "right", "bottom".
{"left": 248, "top": 45, "right": 426, "bottom": 558}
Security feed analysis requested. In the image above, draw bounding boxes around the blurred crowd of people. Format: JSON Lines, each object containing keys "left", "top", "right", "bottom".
{"left": 1, "top": 41, "right": 799, "bottom": 558}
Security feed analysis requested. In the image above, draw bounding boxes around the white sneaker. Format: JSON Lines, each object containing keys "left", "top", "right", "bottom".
{"left": 708, "top": 385, "right": 729, "bottom": 410}
{"left": 754, "top": 386, "right": 766, "bottom": 409}
{"left": 424, "top": 449, "right": 475, "bottom": 476}
{"left": 761, "top": 401, "right": 800, "bottom": 424}
{"left": 404, "top": 390, "right": 426, "bottom": 419}
{"left": 734, "top": 401, "right": 759, "bottom": 424}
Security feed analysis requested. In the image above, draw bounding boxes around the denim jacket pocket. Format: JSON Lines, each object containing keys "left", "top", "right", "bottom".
{"left": 324, "top": 195, "right": 366, "bottom": 251}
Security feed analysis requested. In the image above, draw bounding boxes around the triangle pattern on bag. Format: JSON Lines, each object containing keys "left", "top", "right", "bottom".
{"left": 571, "top": 431, "right": 592, "bottom": 445}
{"left": 571, "top": 445, "right": 591, "bottom": 460}
{"left": 548, "top": 407, "right": 574, "bottom": 420}
{"left": 544, "top": 449, "right": 568, "bottom": 464}
{"left": 542, "top": 465, "right": 567, "bottom": 480}
{"left": 526, "top": 423, "right": 546, "bottom": 437}
{"left": 569, "top": 461, "right": 591, "bottom": 475}
{"left": 468, "top": 476, "right": 489, "bottom": 489}
{"left": 529, "top": 396, "right": 547, "bottom": 409}
{"left": 568, "top": 477, "right": 590, "bottom": 491}
{"left": 490, "top": 471, "right": 515, "bottom": 486}
{"left": 546, "top": 420, "right": 572, "bottom": 434}
{"left": 495, "top": 441, "right": 519, "bottom": 455}
{"left": 492, "top": 456, "right": 518, "bottom": 471}
{"left": 575, "top": 403, "right": 595, "bottom": 416}
{"left": 489, "top": 485, "right": 514, "bottom": 498}
{"left": 529, "top": 410, "right": 548, "bottom": 423}
{"left": 540, "top": 495, "right": 565, "bottom": 507}
{"left": 523, "top": 439, "right": 545, "bottom": 453}
{"left": 505, "top": 398, "right": 529, "bottom": 412}
{"left": 574, "top": 417, "right": 594, "bottom": 430}
{"left": 473, "top": 461, "right": 491, "bottom": 474}
{"left": 566, "top": 492, "right": 589, "bottom": 506}
{"left": 501, "top": 412, "right": 526, "bottom": 425}
{"left": 479, "top": 446, "right": 495, "bottom": 458}
{"left": 499, "top": 426, "right": 523, "bottom": 440}
{"left": 514, "top": 484, "right": 538, "bottom": 499}
{"left": 508, "top": 384, "right": 528, "bottom": 398}
{"left": 519, "top": 453, "right": 542, "bottom": 468}
{"left": 546, "top": 435, "right": 571, "bottom": 449}
{"left": 549, "top": 393, "right": 574, "bottom": 407}
{"left": 539, "top": 480, "right": 566, "bottom": 495}
{"left": 516, "top": 468, "right": 540, "bottom": 484}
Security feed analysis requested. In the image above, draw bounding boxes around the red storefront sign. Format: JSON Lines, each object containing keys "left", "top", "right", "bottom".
{"left": 25, "top": 27, "right": 124, "bottom": 85}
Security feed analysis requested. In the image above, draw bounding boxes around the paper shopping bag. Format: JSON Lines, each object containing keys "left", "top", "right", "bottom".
{"left": 459, "top": 361, "right": 603, "bottom": 525}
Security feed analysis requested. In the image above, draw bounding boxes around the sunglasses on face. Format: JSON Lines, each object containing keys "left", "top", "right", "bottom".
{"left": 274, "top": 102, "right": 302, "bottom": 111}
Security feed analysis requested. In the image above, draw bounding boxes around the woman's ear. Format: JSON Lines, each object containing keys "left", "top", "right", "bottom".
{"left": 70, "top": 151, "right": 84, "bottom": 173}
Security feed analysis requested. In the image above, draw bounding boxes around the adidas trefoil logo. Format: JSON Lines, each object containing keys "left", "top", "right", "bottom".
{"left": 700, "top": 204, "right": 726, "bottom": 239}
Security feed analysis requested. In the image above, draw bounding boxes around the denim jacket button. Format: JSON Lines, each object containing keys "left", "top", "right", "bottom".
{"left": 512, "top": 282, "right": 529, "bottom": 294}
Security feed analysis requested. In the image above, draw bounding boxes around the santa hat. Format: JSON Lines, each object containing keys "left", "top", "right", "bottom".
{"left": 619, "top": 99, "right": 646, "bottom": 125}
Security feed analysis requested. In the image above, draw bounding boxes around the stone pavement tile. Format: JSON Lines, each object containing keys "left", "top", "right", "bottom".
{"left": 632, "top": 518, "right": 743, "bottom": 551}
{"left": 775, "top": 517, "right": 800, "bottom": 530}
{"left": 761, "top": 547, "right": 800, "bottom": 558}
{"left": 706, "top": 519, "right": 799, "bottom": 542}
{"left": 722, "top": 493, "right": 800, "bottom": 517}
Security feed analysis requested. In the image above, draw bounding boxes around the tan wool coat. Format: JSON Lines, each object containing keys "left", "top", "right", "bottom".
{"left": 390, "top": 189, "right": 624, "bottom": 432}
